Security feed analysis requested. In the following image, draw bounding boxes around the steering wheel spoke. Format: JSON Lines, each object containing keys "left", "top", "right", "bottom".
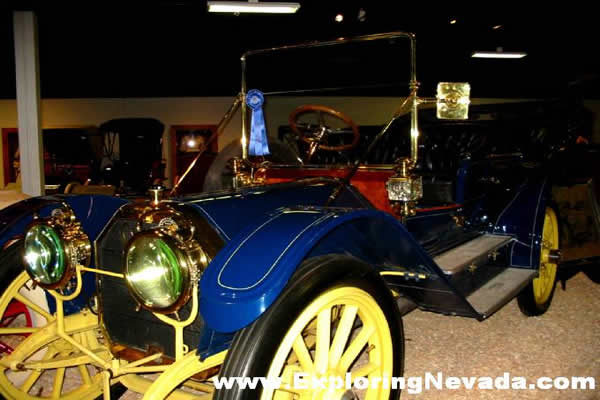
{"left": 289, "top": 105, "right": 360, "bottom": 159}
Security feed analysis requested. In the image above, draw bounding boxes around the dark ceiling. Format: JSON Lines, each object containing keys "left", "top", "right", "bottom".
{"left": 0, "top": 2, "right": 595, "bottom": 99}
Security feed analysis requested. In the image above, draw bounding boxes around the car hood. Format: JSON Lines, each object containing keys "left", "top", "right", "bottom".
{"left": 178, "top": 178, "right": 370, "bottom": 241}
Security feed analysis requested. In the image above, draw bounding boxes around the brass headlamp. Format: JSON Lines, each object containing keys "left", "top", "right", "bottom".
{"left": 22, "top": 206, "right": 91, "bottom": 289}
{"left": 123, "top": 206, "right": 209, "bottom": 314}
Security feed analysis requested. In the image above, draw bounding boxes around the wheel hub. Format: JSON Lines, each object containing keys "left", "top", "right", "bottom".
{"left": 340, "top": 389, "right": 358, "bottom": 400}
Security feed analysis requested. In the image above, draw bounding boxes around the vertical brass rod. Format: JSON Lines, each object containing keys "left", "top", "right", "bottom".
{"left": 241, "top": 55, "right": 248, "bottom": 160}
{"left": 409, "top": 88, "right": 419, "bottom": 167}
{"left": 408, "top": 33, "right": 419, "bottom": 168}
{"left": 409, "top": 33, "right": 417, "bottom": 85}
{"left": 239, "top": 31, "right": 418, "bottom": 164}
{"left": 168, "top": 94, "right": 242, "bottom": 197}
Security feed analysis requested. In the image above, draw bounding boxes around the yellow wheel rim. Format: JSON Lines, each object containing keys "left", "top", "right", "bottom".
{"left": 533, "top": 208, "right": 559, "bottom": 305}
{"left": 262, "top": 286, "right": 394, "bottom": 400}
{"left": 0, "top": 272, "right": 104, "bottom": 399}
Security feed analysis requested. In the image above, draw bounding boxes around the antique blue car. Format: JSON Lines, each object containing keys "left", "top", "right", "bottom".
{"left": 0, "top": 31, "right": 594, "bottom": 400}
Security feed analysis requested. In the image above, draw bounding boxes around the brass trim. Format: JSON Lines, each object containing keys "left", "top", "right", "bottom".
{"left": 169, "top": 93, "right": 243, "bottom": 196}
{"left": 268, "top": 164, "right": 397, "bottom": 171}
{"left": 240, "top": 31, "right": 417, "bottom": 162}
{"left": 22, "top": 206, "right": 91, "bottom": 290}
{"left": 380, "top": 270, "right": 428, "bottom": 280}
{"left": 123, "top": 228, "right": 201, "bottom": 315}
{"left": 386, "top": 158, "right": 422, "bottom": 220}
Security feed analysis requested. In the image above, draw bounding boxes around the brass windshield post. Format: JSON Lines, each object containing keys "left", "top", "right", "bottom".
{"left": 169, "top": 94, "right": 243, "bottom": 197}
{"left": 385, "top": 81, "right": 423, "bottom": 221}
{"left": 240, "top": 55, "right": 248, "bottom": 161}
{"left": 409, "top": 80, "right": 420, "bottom": 168}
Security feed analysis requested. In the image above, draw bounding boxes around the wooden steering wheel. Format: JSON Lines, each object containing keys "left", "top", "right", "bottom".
{"left": 289, "top": 105, "right": 360, "bottom": 155}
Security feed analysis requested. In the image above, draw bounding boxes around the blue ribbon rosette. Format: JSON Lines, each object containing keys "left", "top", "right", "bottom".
{"left": 246, "top": 89, "right": 270, "bottom": 156}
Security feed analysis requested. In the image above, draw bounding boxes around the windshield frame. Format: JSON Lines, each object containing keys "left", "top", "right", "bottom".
{"left": 239, "top": 31, "right": 417, "bottom": 161}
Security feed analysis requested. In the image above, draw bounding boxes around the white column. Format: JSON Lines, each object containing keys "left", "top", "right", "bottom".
{"left": 13, "top": 11, "right": 44, "bottom": 196}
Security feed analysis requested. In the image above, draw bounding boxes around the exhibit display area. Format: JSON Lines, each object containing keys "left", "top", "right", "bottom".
{"left": 0, "top": 5, "right": 598, "bottom": 400}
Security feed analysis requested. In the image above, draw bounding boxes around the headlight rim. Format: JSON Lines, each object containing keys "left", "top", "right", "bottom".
{"left": 21, "top": 209, "right": 91, "bottom": 290}
{"left": 123, "top": 228, "right": 196, "bottom": 314}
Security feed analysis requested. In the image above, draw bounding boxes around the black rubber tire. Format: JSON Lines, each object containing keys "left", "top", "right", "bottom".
{"left": 214, "top": 254, "right": 404, "bottom": 400}
{"left": 0, "top": 240, "right": 23, "bottom": 293}
{"left": 516, "top": 276, "right": 557, "bottom": 316}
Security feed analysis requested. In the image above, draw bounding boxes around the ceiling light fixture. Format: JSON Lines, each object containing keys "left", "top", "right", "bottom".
{"left": 471, "top": 50, "right": 527, "bottom": 59}
{"left": 335, "top": 13, "right": 344, "bottom": 22}
{"left": 207, "top": 1, "right": 301, "bottom": 14}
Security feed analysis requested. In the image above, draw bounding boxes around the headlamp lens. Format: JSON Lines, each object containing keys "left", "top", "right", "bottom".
{"left": 23, "top": 224, "right": 66, "bottom": 285}
{"left": 125, "top": 235, "right": 184, "bottom": 310}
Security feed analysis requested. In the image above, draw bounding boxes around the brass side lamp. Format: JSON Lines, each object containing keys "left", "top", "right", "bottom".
{"left": 386, "top": 158, "right": 423, "bottom": 219}
{"left": 386, "top": 82, "right": 471, "bottom": 220}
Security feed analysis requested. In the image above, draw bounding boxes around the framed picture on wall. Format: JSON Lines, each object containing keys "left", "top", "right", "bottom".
{"left": 170, "top": 125, "right": 218, "bottom": 195}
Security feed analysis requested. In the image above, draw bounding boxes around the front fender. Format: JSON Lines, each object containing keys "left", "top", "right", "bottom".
{"left": 200, "top": 207, "right": 341, "bottom": 333}
{"left": 490, "top": 177, "right": 550, "bottom": 268}
{"left": 0, "top": 195, "right": 129, "bottom": 246}
{"left": 0, "top": 196, "right": 63, "bottom": 247}
{"left": 200, "top": 206, "right": 471, "bottom": 333}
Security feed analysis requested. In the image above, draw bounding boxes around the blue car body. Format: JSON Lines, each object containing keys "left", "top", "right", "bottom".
{"left": 0, "top": 157, "right": 550, "bottom": 359}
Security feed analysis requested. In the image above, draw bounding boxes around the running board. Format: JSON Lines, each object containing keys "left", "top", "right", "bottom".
{"left": 467, "top": 268, "right": 536, "bottom": 319}
{"left": 434, "top": 234, "right": 513, "bottom": 275}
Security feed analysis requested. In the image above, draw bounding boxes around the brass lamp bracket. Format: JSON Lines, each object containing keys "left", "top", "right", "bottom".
{"left": 231, "top": 157, "right": 269, "bottom": 188}
{"left": 148, "top": 185, "right": 166, "bottom": 206}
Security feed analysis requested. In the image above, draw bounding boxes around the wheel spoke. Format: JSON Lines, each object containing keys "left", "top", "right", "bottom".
{"left": 351, "top": 362, "right": 378, "bottom": 380}
{"left": 14, "top": 292, "right": 53, "bottom": 322}
{"left": 318, "top": 111, "right": 325, "bottom": 127}
{"left": 292, "top": 336, "right": 315, "bottom": 373}
{"left": 19, "top": 369, "right": 42, "bottom": 393}
{"left": 21, "top": 349, "right": 109, "bottom": 370}
{"left": 52, "top": 366, "right": 66, "bottom": 397}
{"left": 314, "top": 307, "right": 331, "bottom": 375}
{"left": 0, "top": 327, "right": 38, "bottom": 335}
{"left": 78, "top": 364, "right": 92, "bottom": 386}
{"left": 274, "top": 386, "right": 302, "bottom": 398}
{"left": 339, "top": 325, "right": 374, "bottom": 373}
{"left": 329, "top": 305, "right": 358, "bottom": 369}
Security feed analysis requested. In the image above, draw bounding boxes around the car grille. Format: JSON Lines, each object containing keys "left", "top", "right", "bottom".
{"left": 96, "top": 217, "right": 204, "bottom": 359}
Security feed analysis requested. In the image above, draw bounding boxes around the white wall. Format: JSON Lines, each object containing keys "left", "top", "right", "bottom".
{"left": 1, "top": 96, "right": 597, "bottom": 189}
{"left": 0, "top": 97, "right": 240, "bottom": 187}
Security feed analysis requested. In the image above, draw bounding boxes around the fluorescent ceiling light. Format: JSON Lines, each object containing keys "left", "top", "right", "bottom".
{"left": 471, "top": 51, "right": 527, "bottom": 59}
{"left": 207, "top": 1, "right": 301, "bottom": 13}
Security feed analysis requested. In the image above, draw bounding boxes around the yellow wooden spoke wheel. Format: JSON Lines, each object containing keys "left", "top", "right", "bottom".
{"left": 0, "top": 237, "right": 120, "bottom": 400}
{"left": 264, "top": 287, "right": 394, "bottom": 400}
{"left": 0, "top": 271, "right": 109, "bottom": 400}
{"left": 214, "top": 255, "right": 403, "bottom": 400}
{"left": 517, "top": 207, "right": 560, "bottom": 316}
